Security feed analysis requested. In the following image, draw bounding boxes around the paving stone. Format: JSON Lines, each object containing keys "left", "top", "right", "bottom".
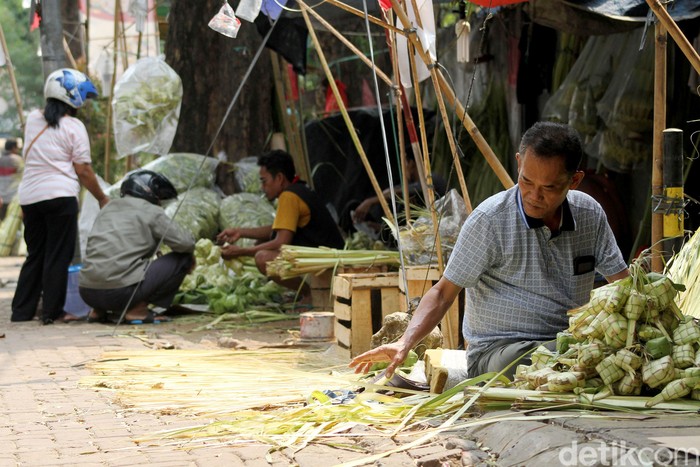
{"left": 461, "top": 449, "right": 489, "bottom": 466}
{"left": 444, "top": 437, "right": 479, "bottom": 451}
{"left": 415, "top": 448, "right": 463, "bottom": 467}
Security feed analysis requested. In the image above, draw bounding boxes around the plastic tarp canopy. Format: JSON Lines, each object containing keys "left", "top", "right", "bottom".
{"left": 563, "top": 0, "right": 700, "bottom": 21}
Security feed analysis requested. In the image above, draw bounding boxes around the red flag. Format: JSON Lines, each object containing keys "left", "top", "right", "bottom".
{"left": 29, "top": 0, "right": 41, "bottom": 31}
{"left": 377, "top": 0, "right": 392, "bottom": 12}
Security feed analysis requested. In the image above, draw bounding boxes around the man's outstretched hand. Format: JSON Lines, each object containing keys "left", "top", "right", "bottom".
{"left": 348, "top": 342, "right": 410, "bottom": 379}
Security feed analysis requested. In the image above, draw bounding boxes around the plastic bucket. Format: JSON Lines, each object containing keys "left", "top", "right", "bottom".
{"left": 64, "top": 264, "right": 91, "bottom": 318}
{"left": 299, "top": 311, "right": 335, "bottom": 341}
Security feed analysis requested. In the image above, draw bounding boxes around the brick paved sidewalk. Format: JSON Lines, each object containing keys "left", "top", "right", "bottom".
{"left": 6, "top": 255, "right": 699, "bottom": 467}
{"left": 0, "top": 257, "right": 466, "bottom": 466}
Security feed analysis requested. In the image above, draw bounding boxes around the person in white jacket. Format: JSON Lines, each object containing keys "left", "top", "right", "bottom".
{"left": 11, "top": 69, "right": 108, "bottom": 324}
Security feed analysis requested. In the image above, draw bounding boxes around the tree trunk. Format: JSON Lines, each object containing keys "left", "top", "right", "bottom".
{"left": 61, "top": 0, "right": 83, "bottom": 65}
{"left": 40, "top": 0, "right": 67, "bottom": 77}
{"left": 165, "top": 0, "right": 272, "bottom": 161}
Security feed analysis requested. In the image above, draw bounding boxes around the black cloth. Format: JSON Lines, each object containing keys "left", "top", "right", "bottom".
{"left": 79, "top": 252, "right": 193, "bottom": 314}
{"left": 12, "top": 197, "right": 78, "bottom": 322}
{"left": 284, "top": 182, "right": 344, "bottom": 249}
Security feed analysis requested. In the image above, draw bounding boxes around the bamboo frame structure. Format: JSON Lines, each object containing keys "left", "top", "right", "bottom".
{"left": 646, "top": 0, "right": 700, "bottom": 271}
{"left": 299, "top": 1, "right": 396, "bottom": 227}
{"left": 323, "top": 0, "right": 513, "bottom": 191}
{"left": 646, "top": 0, "right": 700, "bottom": 75}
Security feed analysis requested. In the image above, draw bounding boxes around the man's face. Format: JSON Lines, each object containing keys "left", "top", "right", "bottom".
{"left": 259, "top": 167, "right": 284, "bottom": 201}
{"left": 516, "top": 149, "right": 583, "bottom": 222}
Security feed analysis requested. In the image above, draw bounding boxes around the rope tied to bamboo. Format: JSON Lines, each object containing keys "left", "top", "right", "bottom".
{"left": 651, "top": 194, "right": 689, "bottom": 217}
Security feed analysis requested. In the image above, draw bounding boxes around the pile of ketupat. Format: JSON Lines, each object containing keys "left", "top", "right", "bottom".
{"left": 512, "top": 257, "right": 700, "bottom": 408}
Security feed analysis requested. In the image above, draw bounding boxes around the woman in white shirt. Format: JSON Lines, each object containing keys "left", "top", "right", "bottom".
{"left": 12, "top": 68, "right": 108, "bottom": 324}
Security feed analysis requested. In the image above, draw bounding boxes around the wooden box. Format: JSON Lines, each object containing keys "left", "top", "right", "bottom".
{"left": 333, "top": 272, "right": 401, "bottom": 357}
{"left": 306, "top": 266, "right": 390, "bottom": 310}
{"left": 399, "top": 266, "right": 465, "bottom": 350}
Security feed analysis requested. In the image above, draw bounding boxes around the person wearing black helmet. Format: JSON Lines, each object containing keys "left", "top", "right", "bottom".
{"left": 78, "top": 170, "right": 195, "bottom": 324}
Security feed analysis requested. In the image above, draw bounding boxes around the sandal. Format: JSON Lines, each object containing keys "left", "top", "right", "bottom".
{"left": 121, "top": 310, "right": 172, "bottom": 325}
{"left": 87, "top": 309, "right": 110, "bottom": 324}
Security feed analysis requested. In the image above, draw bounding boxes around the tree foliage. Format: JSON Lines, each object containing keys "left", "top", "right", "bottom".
{"left": 0, "top": 0, "right": 43, "bottom": 135}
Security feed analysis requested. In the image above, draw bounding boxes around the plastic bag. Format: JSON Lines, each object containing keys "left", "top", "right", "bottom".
{"left": 218, "top": 193, "right": 276, "bottom": 247}
{"left": 597, "top": 29, "right": 654, "bottom": 136}
{"left": 232, "top": 156, "right": 262, "bottom": 193}
{"left": 165, "top": 187, "right": 222, "bottom": 240}
{"left": 112, "top": 56, "right": 182, "bottom": 157}
{"left": 208, "top": 1, "right": 241, "bottom": 38}
{"left": 142, "top": 153, "right": 219, "bottom": 193}
{"left": 542, "top": 33, "right": 623, "bottom": 130}
{"left": 78, "top": 175, "right": 111, "bottom": 259}
{"left": 393, "top": 189, "right": 468, "bottom": 265}
{"left": 237, "top": 0, "right": 263, "bottom": 22}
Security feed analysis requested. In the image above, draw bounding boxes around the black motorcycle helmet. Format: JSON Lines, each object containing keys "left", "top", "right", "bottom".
{"left": 120, "top": 170, "right": 178, "bottom": 205}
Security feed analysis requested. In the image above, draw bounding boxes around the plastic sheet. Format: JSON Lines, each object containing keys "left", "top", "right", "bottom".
{"left": 394, "top": 189, "right": 468, "bottom": 265}
{"left": 218, "top": 192, "right": 276, "bottom": 247}
{"left": 542, "top": 33, "right": 623, "bottom": 132}
{"left": 232, "top": 156, "right": 262, "bottom": 193}
{"left": 112, "top": 56, "right": 182, "bottom": 157}
{"left": 165, "top": 187, "right": 221, "bottom": 240}
{"left": 142, "top": 153, "right": 219, "bottom": 194}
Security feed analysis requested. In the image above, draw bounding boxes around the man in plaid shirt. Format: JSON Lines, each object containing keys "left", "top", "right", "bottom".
{"left": 350, "top": 122, "right": 629, "bottom": 379}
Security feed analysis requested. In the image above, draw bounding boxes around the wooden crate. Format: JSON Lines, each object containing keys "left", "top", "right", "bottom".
{"left": 398, "top": 266, "right": 465, "bottom": 350}
{"left": 333, "top": 272, "right": 400, "bottom": 357}
{"left": 306, "top": 266, "right": 390, "bottom": 310}
{"left": 307, "top": 270, "right": 334, "bottom": 309}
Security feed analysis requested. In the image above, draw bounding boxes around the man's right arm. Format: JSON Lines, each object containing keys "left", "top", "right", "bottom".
{"left": 217, "top": 225, "right": 273, "bottom": 244}
{"left": 349, "top": 277, "right": 462, "bottom": 378}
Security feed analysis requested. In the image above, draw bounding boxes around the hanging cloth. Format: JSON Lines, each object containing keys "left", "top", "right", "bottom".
{"left": 394, "top": 0, "right": 436, "bottom": 88}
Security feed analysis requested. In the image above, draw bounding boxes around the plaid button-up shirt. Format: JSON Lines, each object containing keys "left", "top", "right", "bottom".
{"left": 444, "top": 185, "right": 627, "bottom": 359}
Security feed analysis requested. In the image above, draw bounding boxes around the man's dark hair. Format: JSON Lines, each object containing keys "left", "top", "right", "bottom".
{"left": 44, "top": 98, "right": 77, "bottom": 128}
{"left": 4, "top": 139, "right": 17, "bottom": 152}
{"left": 519, "top": 122, "right": 583, "bottom": 174}
{"left": 258, "top": 150, "right": 296, "bottom": 181}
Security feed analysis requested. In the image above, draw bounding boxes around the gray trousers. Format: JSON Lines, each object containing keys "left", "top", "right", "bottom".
{"left": 79, "top": 252, "right": 193, "bottom": 314}
{"left": 467, "top": 338, "right": 557, "bottom": 380}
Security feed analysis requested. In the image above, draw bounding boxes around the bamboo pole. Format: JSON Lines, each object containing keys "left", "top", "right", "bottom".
{"left": 646, "top": 0, "right": 700, "bottom": 75}
{"left": 384, "top": 13, "right": 411, "bottom": 221}
{"left": 304, "top": 6, "right": 393, "bottom": 87}
{"left": 118, "top": 3, "right": 129, "bottom": 71}
{"left": 402, "top": 0, "right": 444, "bottom": 272}
{"left": 270, "top": 53, "right": 296, "bottom": 154}
{"left": 280, "top": 59, "right": 311, "bottom": 187}
{"left": 651, "top": 18, "right": 667, "bottom": 272}
{"left": 104, "top": 0, "right": 122, "bottom": 182}
{"left": 0, "top": 22, "right": 25, "bottom": 130}
{"left": 271, "top": 52, "right": 314, "bottom": 188}
{"left": 62, "top": 38, "right": 78, "bottom": 69}
{"left": 323, "top": 0, "right": 405, "bottom": 36}
{"left": 299, "top": 1, "right": 395, "bottom": 226}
